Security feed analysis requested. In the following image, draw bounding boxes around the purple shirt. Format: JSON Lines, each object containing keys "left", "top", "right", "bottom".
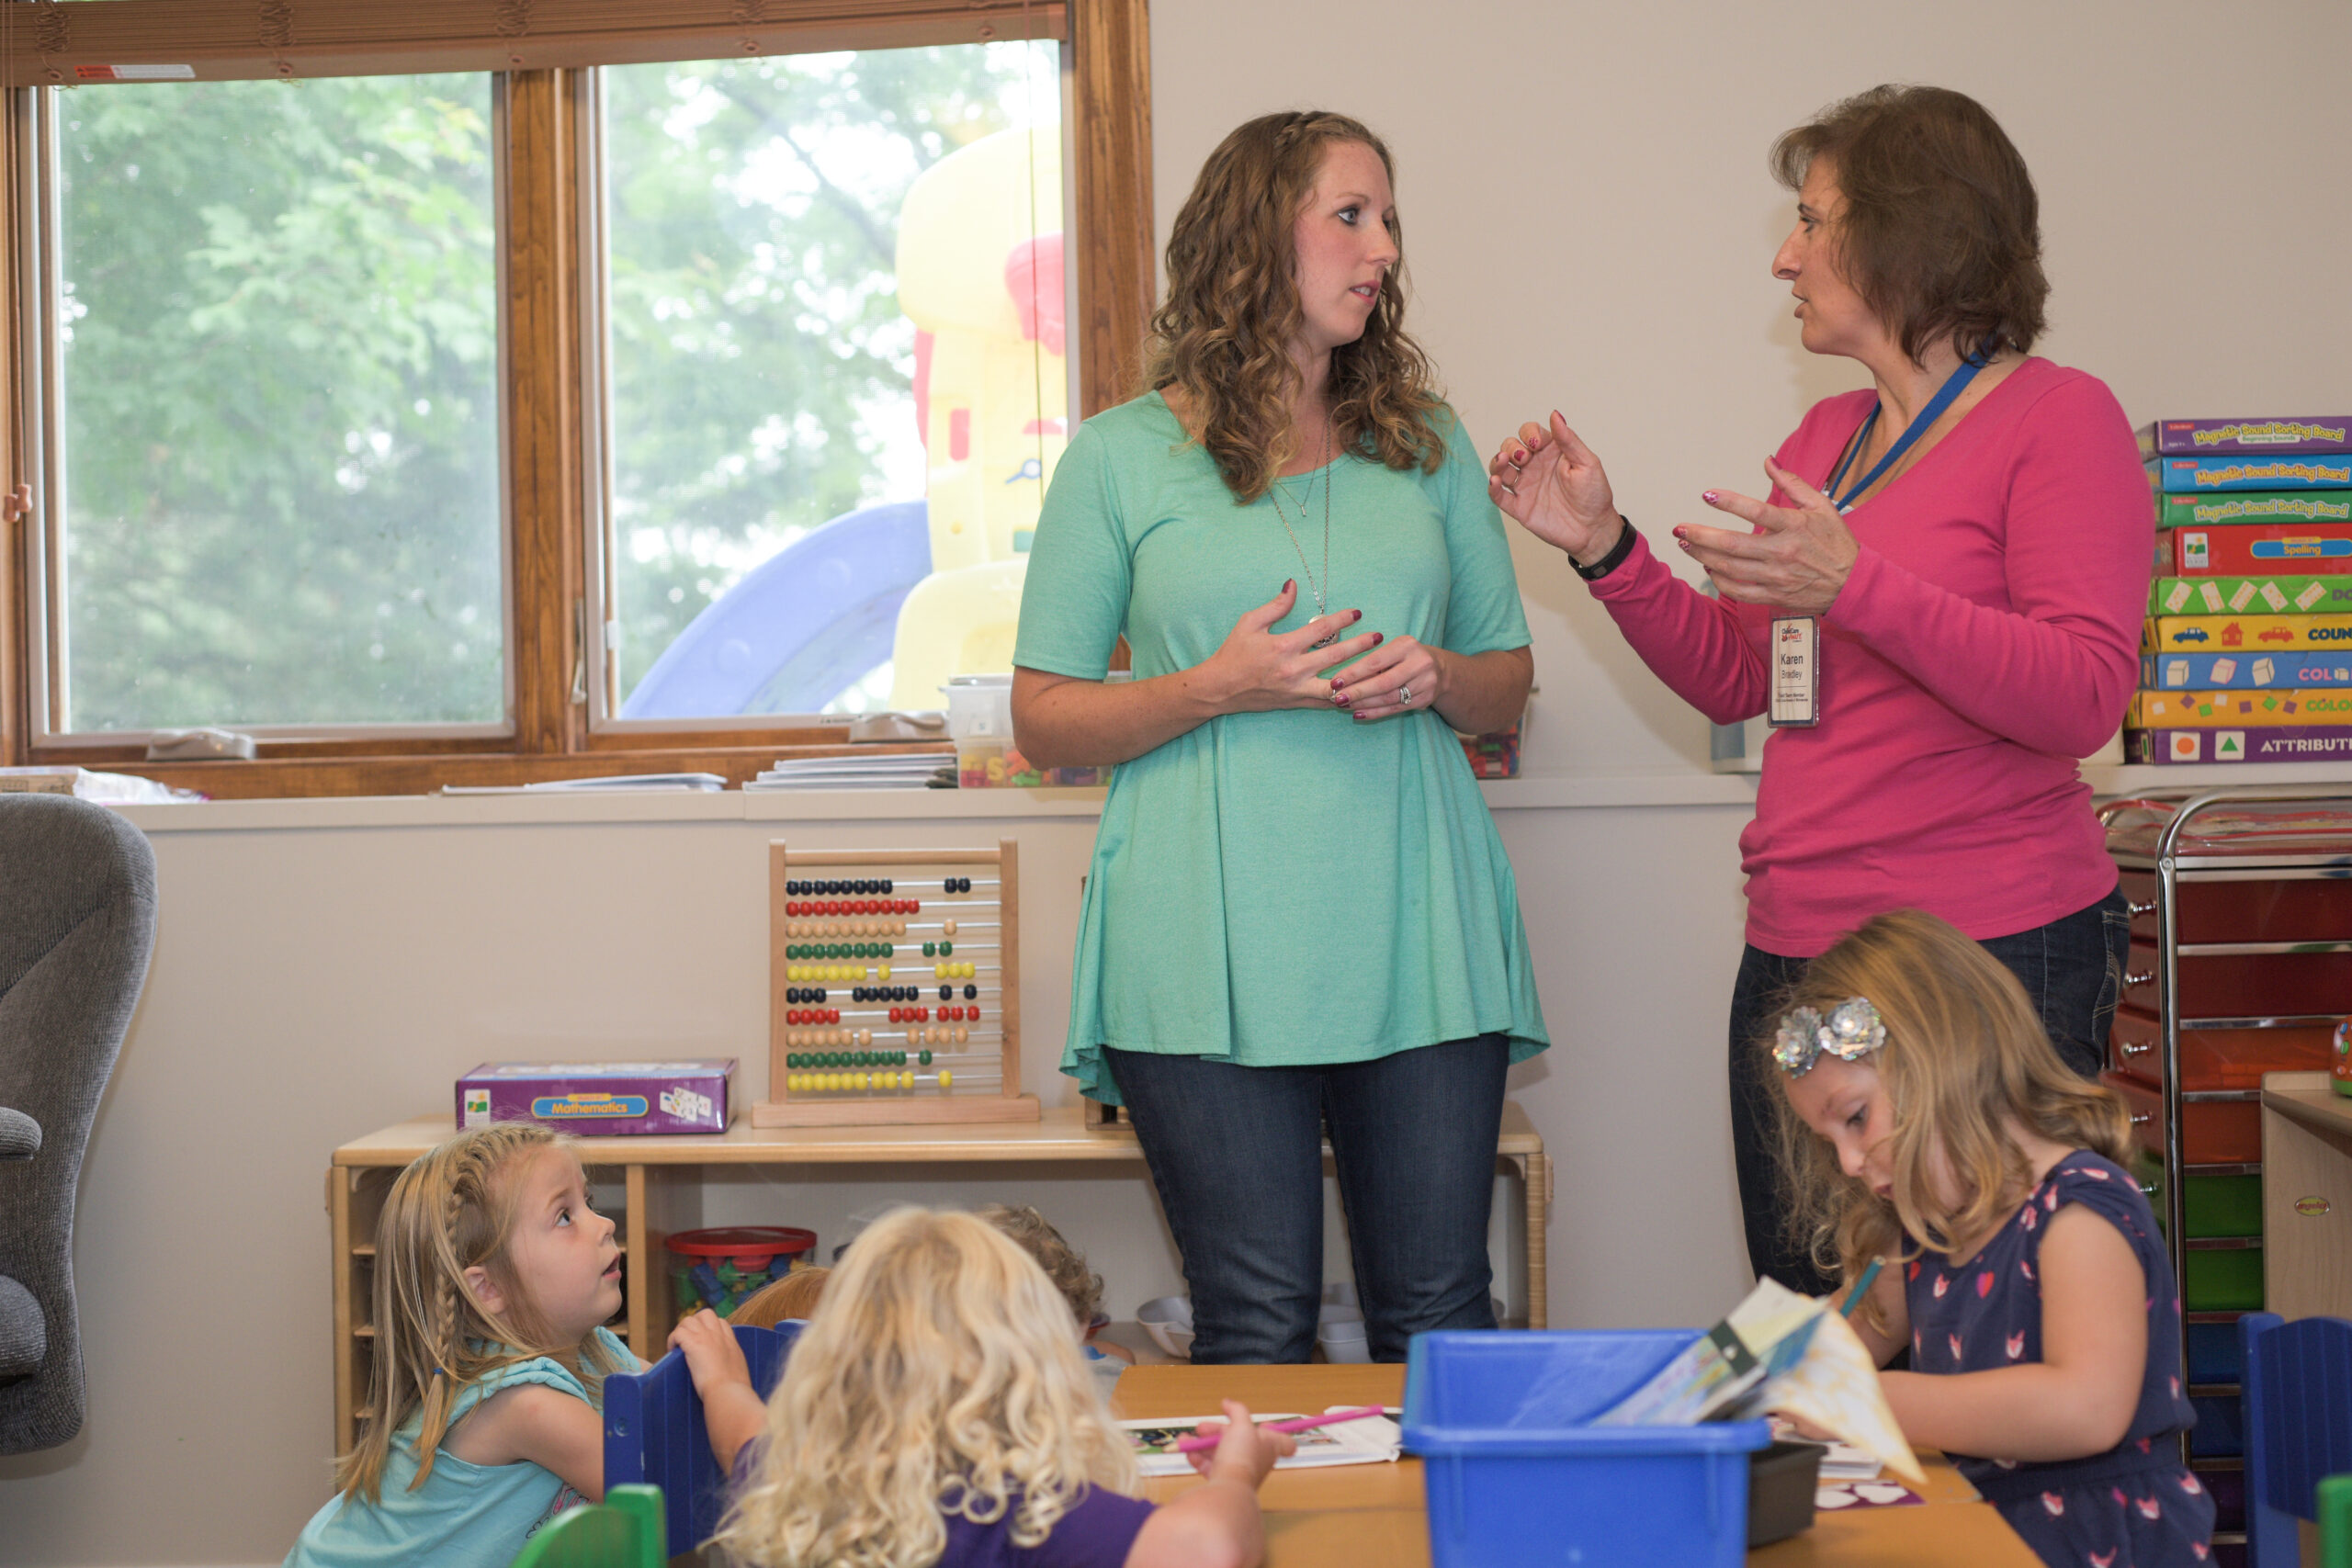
{"left": 726, "top": 1445, "right": 1155, "bottom": 1567}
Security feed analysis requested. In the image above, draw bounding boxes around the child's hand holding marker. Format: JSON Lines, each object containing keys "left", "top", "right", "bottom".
{"left": 1180, "top": 1399, "right": 1299, "bottom": 1482}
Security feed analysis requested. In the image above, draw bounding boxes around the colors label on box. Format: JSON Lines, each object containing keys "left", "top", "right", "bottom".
{"left": 2144, "top": 614, "right": 2352, "bottom": 652}
{"left": 2142, "top": 652, "right": 2352, "bottom": 690}
{"left": 2150, "top": 456, "right": 2352, "bottom": 492}
{"left": 2129, "top": 728, "right": 2352, "bottom": 763}
{"left": 2131, "top": 690, "right": 2352, "bottom": 728}
{"left": 2152, "top": 576, "right": 2352, "bottom": 615}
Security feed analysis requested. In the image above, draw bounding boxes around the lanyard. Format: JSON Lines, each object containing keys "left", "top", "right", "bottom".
{"left": 1823, "top": 350, "right": 1990, "bottom": 513}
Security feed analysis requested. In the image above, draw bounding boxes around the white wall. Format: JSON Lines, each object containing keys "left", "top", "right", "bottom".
{"left": 6, "top": 0, "right": 2352, "bottom": 1560}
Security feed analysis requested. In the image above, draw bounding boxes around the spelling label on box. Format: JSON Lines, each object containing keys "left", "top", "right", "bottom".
{"left": 2149, "top": 456, "right": 2352, "bottom": 493}
{"left": 2143, "top": 652, "right": 2352, "bottom": 690}
{"left": 456, "top": 1060, "right": 737, "bottom": 1135}
{"left": 2144, "top": 614, "right": 2352, "bottom": 653}
{"left": 2160, "top": 523, "right": 2352, "bottom": 577}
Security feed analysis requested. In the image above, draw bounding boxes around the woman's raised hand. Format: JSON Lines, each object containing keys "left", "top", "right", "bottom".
{"left": 1675, "top": 457, "right": 1859, "bottom": 615}
{"left": 1488, "top": 412, "right": 1624, "bottom": 567}
{"left": 1204, "top": 580, "right": 1383, "bottom": 713}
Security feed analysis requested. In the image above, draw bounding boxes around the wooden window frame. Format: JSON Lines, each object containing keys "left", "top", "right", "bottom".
{"left": 0, "top": 0, "right": 1151, "bottom": 797}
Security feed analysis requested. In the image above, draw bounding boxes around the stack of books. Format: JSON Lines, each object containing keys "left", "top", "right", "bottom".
{"left": 2128, "top": 416, "right": 2352, "bottom": 764}
{"left": 742, "top": 750, "right": 956, "bottom": 790}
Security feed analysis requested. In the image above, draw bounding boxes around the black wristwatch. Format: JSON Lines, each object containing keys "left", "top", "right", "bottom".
{"left": 1571, "top": 516, "right": 1637, "bottom": 581}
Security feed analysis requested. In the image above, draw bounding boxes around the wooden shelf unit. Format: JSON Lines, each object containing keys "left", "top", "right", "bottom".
{"left": 324, "top": 1103, "right": 1553, "bottom": 1456}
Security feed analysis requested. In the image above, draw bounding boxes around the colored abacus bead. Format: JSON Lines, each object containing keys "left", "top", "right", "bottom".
{"left": 939, "top": 940, "right": 953, "bottom": 957}
{"left": 943, "top": 919, "right": 956, "bottom": 937}
{"left": 964, "top": 983, "right": 978, "bottom": 999}
{"left": 920, "top": 1049, "right": 933, "bottom": 1066}
{"left": 939, "top": 1069, "right": 954, "bottom": 1088}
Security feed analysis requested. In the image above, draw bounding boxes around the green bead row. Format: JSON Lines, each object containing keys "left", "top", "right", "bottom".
{"left": 785, "top": 1049, "right": 916, "bottom": 1069}
{"left": 922, "top": 940, "right": 955, "bottom": 957}
{"left": 786, "top": 942, "right": 894, "bottom": 960}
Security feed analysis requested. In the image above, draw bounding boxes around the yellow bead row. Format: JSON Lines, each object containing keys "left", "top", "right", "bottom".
{"left": 786, "top": 963, "right": 893, "bottom": 983}
{"left": 786, "top": 1069, "right": 952, "bottom": 1094}
{"left": 933, "top": 960, "right": 976, "bottom": 980}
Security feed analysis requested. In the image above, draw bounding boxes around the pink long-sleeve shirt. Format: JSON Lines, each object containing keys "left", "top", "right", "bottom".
{"left": 1591, "top": 357, "right": 2150, "bottom": 956}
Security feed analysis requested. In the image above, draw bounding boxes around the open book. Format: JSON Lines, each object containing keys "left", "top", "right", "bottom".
{"left": 1119, "top": 1410, "right": 1402, "bottom": 1480}
{"left": 1590, "top": 1278, "right": 1924, "bottom": 1488}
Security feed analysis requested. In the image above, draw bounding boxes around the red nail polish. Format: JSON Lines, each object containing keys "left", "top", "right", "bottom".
{"left": 1283, "top": 579, "right": 1295, "bottom": 592}
{"left": 1352, "top": 610, "right": 1364, "bottom": 623}
{"left": 1702, "top": 491, "right": 1719, "bottom": 504}
{"left": 1335, "top": 692, "right": 1351, "bottom": 706}
{"left": 1372, "top": 632, "right": 1385, "bottom": 644}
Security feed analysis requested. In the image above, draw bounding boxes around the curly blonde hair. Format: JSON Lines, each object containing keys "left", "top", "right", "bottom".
{"left": 334, "top": 1124, "right": 629, "bottom": 1504}
{"left": 1144, "top": 109, "right": 1447, "bottom": 502}
{"left": 1768, "top": 909, "right": 2133, "bottom": 1333}
{"left": 715, "top": 1207, "right": 1138, "bottom": 1568}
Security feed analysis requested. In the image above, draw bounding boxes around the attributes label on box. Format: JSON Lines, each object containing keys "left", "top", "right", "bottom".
{"left": 2144, "top": 614, "right": 2352, "bottom": 652}
{"left": 2142, "top": 652, "right": 2352, "bottom": 690}
{"left": 2131, "top": 690, "right": 2352, "bottom": 728}
{"left": 2158, "top": 491, "right": 2352, "bottom": 531}
{"left": 2149, "top": 456, "right": 2352, "bottom": 492}
{"left": 2130, "top": 728, "right": 2352, "bottom": 764}
{"left": 2152, "top": 575, "right": 2352, "bottom": 615}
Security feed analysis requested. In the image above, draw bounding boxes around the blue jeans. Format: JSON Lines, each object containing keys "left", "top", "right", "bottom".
{"left": 1104, "top": 1035, "right": 1510, "bottom": 1364}
{"left": 1727, "top": 885, "right": 2128, "bottom": 1296}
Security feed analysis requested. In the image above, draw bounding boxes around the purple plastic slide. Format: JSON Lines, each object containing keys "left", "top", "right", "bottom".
{"left": 621, "top": 500, "right": 931, "bottom": 718}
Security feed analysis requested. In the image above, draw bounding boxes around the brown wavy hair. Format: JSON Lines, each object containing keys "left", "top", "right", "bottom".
{"left": 1144, "top": 110, "right": 1446, "bottom": 502}
{"left": 1771, "top": 85, "right": 2050, "bottom": 367}
{"left": 1767, "top": 909, "right": 2132, "bottom": 1336}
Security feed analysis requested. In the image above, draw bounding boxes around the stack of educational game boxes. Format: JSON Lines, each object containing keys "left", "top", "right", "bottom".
{"left": 2128, "top": 415, "right": 2352, "bottom": 765}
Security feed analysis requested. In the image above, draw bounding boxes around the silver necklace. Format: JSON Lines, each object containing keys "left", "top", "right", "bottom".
{"left": 1269, "top": 419, "right": 1335, "bottom": 648}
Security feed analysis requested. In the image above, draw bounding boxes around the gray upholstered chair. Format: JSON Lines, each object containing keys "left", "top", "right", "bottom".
{"left": 0, "top": 793, "right": 156, "bottom": 1454}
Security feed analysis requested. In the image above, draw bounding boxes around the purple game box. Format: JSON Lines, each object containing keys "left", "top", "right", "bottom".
{"left": 457, "top": 1060, "right": 737, "bottom": 1135}
{"left": 2138, "top": 418, "right": 2352, "bottom": 458}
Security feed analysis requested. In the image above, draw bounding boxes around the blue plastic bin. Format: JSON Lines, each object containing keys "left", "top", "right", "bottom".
{"left": 1403, "top": 1330, "right": 1773, "bottom": 1568}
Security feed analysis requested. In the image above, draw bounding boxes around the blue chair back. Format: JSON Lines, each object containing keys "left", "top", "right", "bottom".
{"left": 2243, "top": 1311, "right": 2352, "bottom": 1568}
{"left": 604, "top": 1320, "right": 802, "bottom": 1559}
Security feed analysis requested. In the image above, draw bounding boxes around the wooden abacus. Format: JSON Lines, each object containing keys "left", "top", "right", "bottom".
{"left": 752, "top": 840, "right": 1038, "bottom": 1128}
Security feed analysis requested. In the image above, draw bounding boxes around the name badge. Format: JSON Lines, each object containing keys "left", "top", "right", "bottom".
{"left": 1770, "top": 615, "right": 1820, "bottom": 728}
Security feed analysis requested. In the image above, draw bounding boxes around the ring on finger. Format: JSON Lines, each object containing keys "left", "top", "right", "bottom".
{"left": 1398, "top": 683, "right": 1413, "bottom": 705}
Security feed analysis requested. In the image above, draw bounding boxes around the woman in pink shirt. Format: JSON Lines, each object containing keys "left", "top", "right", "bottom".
{"left": 1489, "top": 85, "right": 2148, "bottom": 1295}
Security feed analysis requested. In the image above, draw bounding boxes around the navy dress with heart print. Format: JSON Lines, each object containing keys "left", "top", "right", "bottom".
{"left": 1904, "top": 1149, "right": 2216, "bottom": 1567}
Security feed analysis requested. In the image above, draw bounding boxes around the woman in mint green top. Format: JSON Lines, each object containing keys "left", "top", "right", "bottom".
{"left": 1012, "top": 112, "right": 1546, "bottom": 1363}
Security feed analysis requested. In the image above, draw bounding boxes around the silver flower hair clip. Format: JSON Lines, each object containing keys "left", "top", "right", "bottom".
{"left": 1771, "top": 997, "right": 1887, "bottom": 1077}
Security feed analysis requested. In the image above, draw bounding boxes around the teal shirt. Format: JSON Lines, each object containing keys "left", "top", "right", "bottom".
{"left": 1014, "top": 393, "right": 1549, "bottom": 1102}
{"left": 284, "top": 1328, "right": 636, "bottom": 1568}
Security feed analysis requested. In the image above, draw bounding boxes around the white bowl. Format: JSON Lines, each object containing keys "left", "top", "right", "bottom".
{"left": 1136, "top": 1294, "right": 1195, "bottom": 1359}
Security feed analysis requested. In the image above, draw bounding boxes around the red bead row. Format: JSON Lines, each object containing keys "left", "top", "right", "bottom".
{"left": 785, "top": 897, "right": 919, "bottom": 917}
{"left": 786, "top": 1008, "right": 842, "bottom": 1025}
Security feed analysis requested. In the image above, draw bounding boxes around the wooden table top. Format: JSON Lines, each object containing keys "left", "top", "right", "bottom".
{"left": 334, "top": 1102, "right": 1544, "bottom": 1168}
{"left": 2265, "top": 1068, "right": 2352, "bottom": 1134}
{"left": 1113, "top": 1365, "right": 2039, "bottom": 1568}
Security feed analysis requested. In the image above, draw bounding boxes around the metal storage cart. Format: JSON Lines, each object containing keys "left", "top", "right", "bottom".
{"left": 2101, "top": 784, "right": 2352, "bottom": 1560}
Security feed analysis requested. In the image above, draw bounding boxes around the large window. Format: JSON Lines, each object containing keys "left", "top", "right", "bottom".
{"left": 596, "top": 43, "right": 1063, "bottom": 724}
{"left": 0, "top": 0, "right": 1149, "bottom": 794}
{"left": 52, "top": 73, "right": 503, "bottom": 732}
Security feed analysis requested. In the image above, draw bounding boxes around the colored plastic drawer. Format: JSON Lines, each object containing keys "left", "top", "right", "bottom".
{"left": 2121, "top": 868, "right": 2352, "bottom": 944}
{"left": 2143, "top": 1163, "right": 2263, "bottom": 1238}
{"left": 2183, "top": 1247, "right": 2264, "bottom": 1313}
{"left": 2106, "top": 1071, "right": 2264, "bottom": 1164}
{"left": 2122, "top": 939, "right": 2352, "bottom": 1018}
{"left": 2190, "top": 1393, "right": 2246, "bottom": 1458}
{"left": 2109, "top": 1007, "right": 2335, "bottom": 1092}
{"left": 2186, "top": 1321, "right": 2244, "bottom": 1385}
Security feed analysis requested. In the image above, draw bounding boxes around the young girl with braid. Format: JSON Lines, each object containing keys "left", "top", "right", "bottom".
{"left": 284, "top": 1123, "right": 756, "bottom": 1566}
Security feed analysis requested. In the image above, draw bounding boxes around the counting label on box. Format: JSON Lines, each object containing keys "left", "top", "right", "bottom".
{"left": 753, "top": 839, "right": 1035, "bottom": 1128}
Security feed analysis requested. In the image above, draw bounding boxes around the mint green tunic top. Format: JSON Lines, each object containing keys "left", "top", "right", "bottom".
{"left": 1014, "top": 393, "right": 1549, "bottom": 1103}
{"left": 284, "top": 1328, "right": 636, "bottom": 1568}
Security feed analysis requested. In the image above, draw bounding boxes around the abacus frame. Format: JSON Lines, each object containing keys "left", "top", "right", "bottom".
{"left": 753, "top": 839, "right": 1037, "bottom": 1128}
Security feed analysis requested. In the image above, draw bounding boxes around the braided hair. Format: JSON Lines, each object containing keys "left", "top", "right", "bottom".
{"left": 332, "top": 1123, "right": 627, "bottom": 1503}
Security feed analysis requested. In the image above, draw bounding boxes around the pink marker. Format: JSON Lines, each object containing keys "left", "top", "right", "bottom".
{"left": 1165, "top": 1405, "right": 1389, "bottom": 1456}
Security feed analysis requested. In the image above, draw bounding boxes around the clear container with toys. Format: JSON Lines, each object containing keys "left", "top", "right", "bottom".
{"left": 665, "top": 1225, "right": 817, "bottom": 1318}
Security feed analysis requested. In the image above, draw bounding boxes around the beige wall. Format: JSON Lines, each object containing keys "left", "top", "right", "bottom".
{"left": 6, "top": 0, "right": 2352, "bottom": 1561}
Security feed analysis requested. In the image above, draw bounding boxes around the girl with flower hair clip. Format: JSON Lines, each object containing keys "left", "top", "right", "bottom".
{"left": 1770, "top": 908, "right": 2213, "bottom": 1567}
{"left": 285, "top": 1122, "right": 758, "bottom": 1567}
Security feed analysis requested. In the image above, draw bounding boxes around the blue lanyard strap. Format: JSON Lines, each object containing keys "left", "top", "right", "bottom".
{"left": 1823, "top": 350, "right": 1991, "bottom": 513}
